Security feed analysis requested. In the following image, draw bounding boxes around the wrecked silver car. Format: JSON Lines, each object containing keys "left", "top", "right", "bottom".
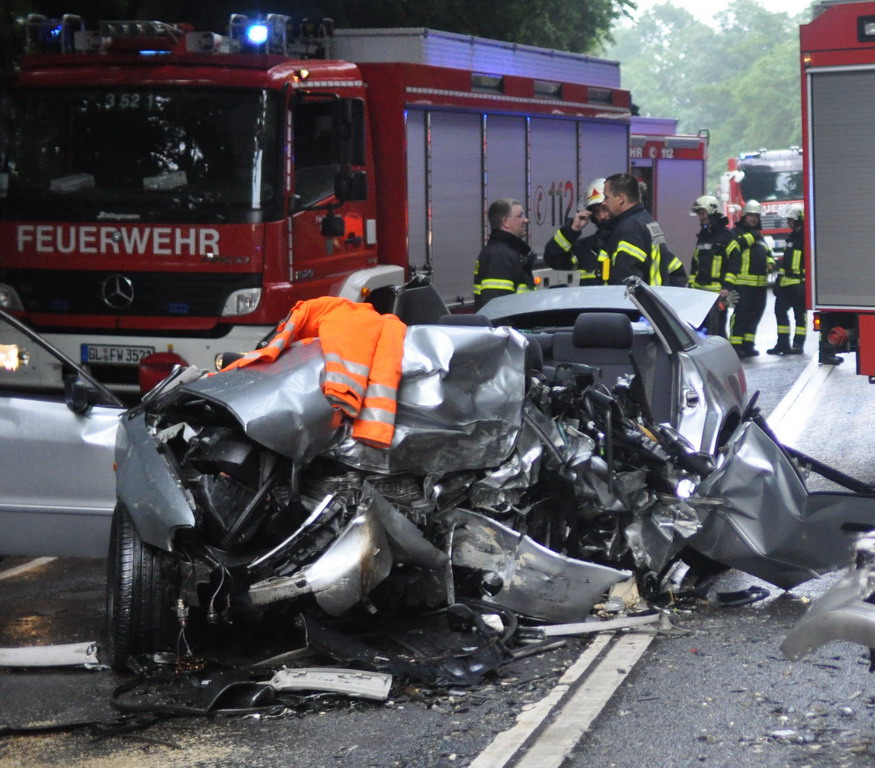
{"left": 106, "top": 279, "right": 875, "bottom": 673}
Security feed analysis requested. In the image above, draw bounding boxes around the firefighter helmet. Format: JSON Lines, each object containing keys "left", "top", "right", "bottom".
{"left": 583, "top": 178, "right": 606, "bottom": 209}
{"left": 691, "top": 195, "right": 721, "bottom": 216}
{"left": 785, "top": 204, "right": 804, "bottom": 222}
{"left": 741, "top": 199, "right": 763, "bottom": 216}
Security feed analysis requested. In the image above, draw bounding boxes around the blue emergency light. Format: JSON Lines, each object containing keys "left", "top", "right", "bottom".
{"left": 245, "top": 23, "right": 269, "bottom": 45}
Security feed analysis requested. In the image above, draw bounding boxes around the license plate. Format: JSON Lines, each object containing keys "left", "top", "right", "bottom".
{"left": 81, "top": 344, "right": 155, "bottom": 365}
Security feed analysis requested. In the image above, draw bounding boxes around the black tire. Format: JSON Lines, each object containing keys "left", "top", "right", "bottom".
{"left": 105, "top": 502, "right": 179, "bottom": 672}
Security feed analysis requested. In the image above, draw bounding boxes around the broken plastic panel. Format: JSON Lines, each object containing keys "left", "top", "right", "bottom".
{"left": 448, "top": 509, "right": 630, "bottom": 623}
{"left": 783, "top": 534, "right": 875, "bottom": 661}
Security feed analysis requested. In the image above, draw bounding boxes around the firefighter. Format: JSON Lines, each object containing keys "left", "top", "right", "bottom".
{"left": 767, "top": 204, "right": 807, "bottom": 356}
{"left": 473, "top": 198, "right": 536, "bottom": 310}
{"left": 726, "top": 200, "right": 776, "bottom": 358}
{"left": 543, "top": 178, "right": 612, "bottom": 285}
{"left": 600, "top": 172, "right": 687, "bottom": 287}
{"left": 690, "top": 194, "right": 738, "bottom": 338}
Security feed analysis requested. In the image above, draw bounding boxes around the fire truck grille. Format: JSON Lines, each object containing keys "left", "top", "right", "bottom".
{"left": 5, "top": 269, "right": 261, "bottom": 320}
{"left": 761, "top": 212, "right": 786, "bottom": 230}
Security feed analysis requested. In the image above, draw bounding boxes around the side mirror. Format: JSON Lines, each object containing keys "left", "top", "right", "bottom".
{"left": 334, "top": 168, "right": 367, "bottom": 202}
{"left": 64, "top": 373, "right": 92, "bottom": 415}
{"left": 320, "top": 211, "right": 346, "bottom": 237}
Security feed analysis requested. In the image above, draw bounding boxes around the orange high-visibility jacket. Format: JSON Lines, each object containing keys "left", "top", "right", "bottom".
{"left": 221, "top": 297, "right": 407, "bottom": 448}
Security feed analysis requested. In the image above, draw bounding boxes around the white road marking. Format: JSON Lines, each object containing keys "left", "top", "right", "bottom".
{"left": 0, "top": 557, "right": 56, "bottom": 581}
{"left": 467, "top": 634, "right": 613, "bottom": 768}
{"left": 514, "top": 633, "right": 654, "bottom": 768}
{"left": 767, "top": 355, "right": 835, "bottom": 445}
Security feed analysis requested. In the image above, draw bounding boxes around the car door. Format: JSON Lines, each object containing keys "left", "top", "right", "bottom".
{"left": 0, "top": 310, "right": 124, "bottom": 557}
{"left": 627, "top": 283, "right": 746, "bottom": 455}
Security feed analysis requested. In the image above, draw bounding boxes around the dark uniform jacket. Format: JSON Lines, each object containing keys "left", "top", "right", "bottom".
{"left": 691, "top": 215, "right": 738, "bottom": 292}
{"left": 726, "top": 223, "right": 775, "bottom": 288}
{"left": 473, "top": 229, "right": 536, "bottom": 310}
{"left": 601, "top": 203, "right": 687, "bottom": 286}
{"left": 777, "top": 228, "right": 805, "bottom": 288}
{"left": 543, "top": 220, "right": 612, "bottom": 285}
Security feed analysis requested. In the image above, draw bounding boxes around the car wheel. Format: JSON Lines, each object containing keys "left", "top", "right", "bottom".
{"left": 105, "top": 502, "right": 179, "bottom": 672}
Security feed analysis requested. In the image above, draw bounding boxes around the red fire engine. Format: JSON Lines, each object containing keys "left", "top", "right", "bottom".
{"left": 719, "top": 147, "right": 803, "bottom": 255}
{"left": 799, "top": 0, "right": 875, "bottom": 377}
{"left": 629, "top": 117, "right": 709, "bottom": 257}
{"left": 0, "top": 14, "right": 703, "bottom": 394}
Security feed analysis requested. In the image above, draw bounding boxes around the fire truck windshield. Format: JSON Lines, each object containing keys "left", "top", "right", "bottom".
{"left": 0, "top": 88, "right": 281, "bottom": 223}
{"left": 739, "top": 168, "right": 802, "bottom": 203}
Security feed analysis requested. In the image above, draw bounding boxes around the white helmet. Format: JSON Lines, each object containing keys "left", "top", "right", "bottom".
{"left": 785, "top": 204, "right": 804, "bottom": 221}
{"left": 741, "top": 199, "right": 763, "bottom": 216}
{"left": 691, "top": 195, "right": 720, "bottom": 216}
{"left": 583, "top": 178, "right": 606, "bottom": 209}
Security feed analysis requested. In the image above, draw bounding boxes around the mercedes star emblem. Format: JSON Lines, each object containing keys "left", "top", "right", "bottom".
{"left": 102, "top": 274, "right": 135, "bottom": 309}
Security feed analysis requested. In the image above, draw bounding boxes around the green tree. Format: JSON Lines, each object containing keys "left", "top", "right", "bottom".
{"left": 319, "top": 0, "right": 635, "bottom": 52}
{"left": 603, "top": 0, "right": 807, "bottom": 189}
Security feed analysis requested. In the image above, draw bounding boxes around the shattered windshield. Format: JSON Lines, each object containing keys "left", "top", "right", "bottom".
{"left": 0, "top": 87, "right": 280, "bottom": 223}
{"left": 739, "top": 168, "right": 802, "bottom": 202}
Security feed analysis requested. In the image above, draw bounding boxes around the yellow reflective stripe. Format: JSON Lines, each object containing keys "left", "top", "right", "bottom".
{"left": 480, "top": 278, "right": 516, "bottom": 292}
{"left": 553, "top": 230, "right": 573, "bottom": 252}
{"left": 733, "top": 275, "right": 768, "bottom": 286}
{"left": 599, "top": 251, "right": 611, "bottom": 281}
{"left": 616, "top": 240, "right": 647, "bottom": 262}
{"left": 710, "top": 255, "right": 723, "bottom": 280}
{"left": 650, "top": 254, "right": 661, "bottom": 285}
{"left": 578, "top": 269, "right": 597, "bottom": 280}
{"left": 516, "top": 285, "right": 531, "bottom": 294}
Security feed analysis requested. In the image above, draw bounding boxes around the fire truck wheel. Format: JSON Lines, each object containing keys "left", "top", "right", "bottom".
{"left": 104, "top": 502, "right": 179, "bottom": 672}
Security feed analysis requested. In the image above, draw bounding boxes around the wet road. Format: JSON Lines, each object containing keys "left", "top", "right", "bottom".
{"left": 2, "top": 307, "right": 874, "bottom": 768}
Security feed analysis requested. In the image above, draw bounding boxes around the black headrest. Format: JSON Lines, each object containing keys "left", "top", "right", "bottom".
{"left": 437, "top": 313, "right": 493, "bottom": 327}
{"left": 573, "top": 312, "right": 633, "bottom": 349}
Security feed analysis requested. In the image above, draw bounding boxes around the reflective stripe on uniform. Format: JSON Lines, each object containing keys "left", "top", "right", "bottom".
{"left": 616, "top": 240, "right": 648, "bottom": 262}
{"left": 324, "top": 353, "right": 371, "bottom": 379}
{"left": 480, "top": 278, "right": 516, "bottom": 292}
{"left": 553, "top": 230, "right": 573, "bottom": 252}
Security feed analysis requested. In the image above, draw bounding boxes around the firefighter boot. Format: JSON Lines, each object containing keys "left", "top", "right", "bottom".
{"left": 819, "top": 349, "right": 844, "bottom": 365}
{"left": 788, "top": 337, "right": 805, "bottom": 355}
{"left": 767, "top": 339, "right": 791, "bottom": 355}
{"left": 743, "top": 341, "right": 760, "bottom": 357}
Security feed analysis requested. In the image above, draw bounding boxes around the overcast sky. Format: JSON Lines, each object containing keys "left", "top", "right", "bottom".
{"left": 626, "top": 0, "right": 811, "bottom": 26}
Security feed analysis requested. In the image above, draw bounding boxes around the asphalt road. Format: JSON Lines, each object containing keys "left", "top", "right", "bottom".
{"left": 2, "top": 306, "right": 874, "bottom": 768}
